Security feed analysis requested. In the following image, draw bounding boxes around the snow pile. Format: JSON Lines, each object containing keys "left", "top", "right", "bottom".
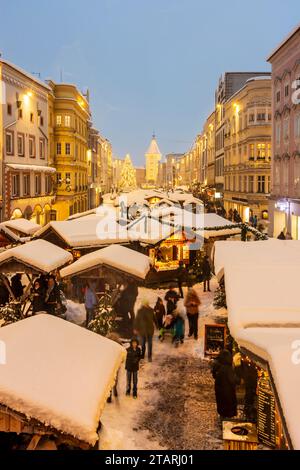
{"left": 65, "top": 300, "right": 86, "bottom": 325}
{"left": 4, "top": 218, "right": 41, "bottom": 236}
{"left": 0, "top": 314, "right": 126, "bottom": 445}
{"left": 60, "top": 244, "right": 151, "bottom": 280}
{"left": 0, "top": 239, "right": 73, "bottom": 273}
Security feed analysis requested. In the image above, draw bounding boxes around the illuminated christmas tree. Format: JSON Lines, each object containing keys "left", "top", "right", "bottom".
{"left": 119, "top": 154, "right": 137, "bottom": 191}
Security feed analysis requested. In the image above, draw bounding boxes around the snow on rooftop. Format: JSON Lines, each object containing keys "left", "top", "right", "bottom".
{"left": 4, "top": 218, "right": 41, "bottom": 236}
{"left": 195, "top": 214, "right": 241, "bottom": 239}
{"left": 0, "top": 239, "right": 73, "bottom": 273}
{"left": 0, "top": 314, "right": 126, "bottom": 445}
{"left": 34, "top": 218, "right": 116, "bottom": 248}
{"left": 214, "top": 239, "right": 300, "bottom": 279}
{"left": 60, "top": 244, "right": 151, "bottom": 280}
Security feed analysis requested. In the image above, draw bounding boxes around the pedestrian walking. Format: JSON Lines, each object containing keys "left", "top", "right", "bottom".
{"left": 212, "top": 349, "right": 238, "bottom": 419}
{"left": 125, "top": 338, "right": 142, "bottom": 398}
{"left": 184, "top": 288, "right": 201, "bottom": 340}
{"left": 154, "top": 297, "right": 166, "bottom": 339}
{"left": 134, "top": 299, "right": 155, "bottom": 362}
{"left": 201, "top": 255, "right": 212, "bottom": 292}
{"left": 164, "top": 285, "right": 180, "bottom": 315}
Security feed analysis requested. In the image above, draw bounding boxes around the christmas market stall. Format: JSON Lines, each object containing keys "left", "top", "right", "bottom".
{"left": 0, "top": 314, "right": 125, "bottom": 450}
{"left": 0, "top": 239, "right": 73, "bottom": 314}
{"left": 60, "top": 244, "right": 151, "bottom": 288}
{"left": 214, "top": 239, "right": 300, "bottom": 450}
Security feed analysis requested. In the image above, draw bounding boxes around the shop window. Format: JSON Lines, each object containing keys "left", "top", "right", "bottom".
{"left": 23, "top": 174, "right": 30, "bottom": 196}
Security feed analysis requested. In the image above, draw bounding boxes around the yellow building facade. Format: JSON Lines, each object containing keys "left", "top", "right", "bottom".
{"left": 47, "top": 81, "right": 91, "bottom": 220}
{"left": 223, "top": 77, "right": 272, "bottom": 222}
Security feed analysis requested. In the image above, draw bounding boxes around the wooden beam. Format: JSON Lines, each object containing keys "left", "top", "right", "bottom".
{"left": 26, "top": 434, "right": 42, "bottom": 450}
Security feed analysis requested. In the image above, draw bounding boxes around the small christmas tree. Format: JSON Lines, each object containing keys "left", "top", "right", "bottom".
{"left": 0, "top": 302, "right": 22, "bottom": 325}
{"left": 191, "top": 251, "right": 204, "bottom": 282}
{"left": 213, "top": 285, "right": 227, "bottom": 309}
{"left": 88, "top": 291, "right": 117, "bottom": 337}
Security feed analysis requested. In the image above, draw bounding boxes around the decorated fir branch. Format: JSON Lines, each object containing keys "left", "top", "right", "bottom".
{"left": 87, "top": 291, "right": 117, "bottom": 337}
{"left": 0, "top": 301, "right": 22, "bottom": 326}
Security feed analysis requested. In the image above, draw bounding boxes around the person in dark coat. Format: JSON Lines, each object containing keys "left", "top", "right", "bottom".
{"left": 11, "top": 273, "right": 24, "bottom": 299}
{"left": 134, "top": 300, "right": 155, "bottom": 362}
{"left": 201, "top": 255, "right": 212, "bottom": 292}
{"left": 164, "top": 286, "right": 180, "bottom": 315}
{"left": 0, "top": 280, "right": 9, "bottom": 306}
{"left": 125, "top": 338, "right": 142, "bottom": 398}
{"left": 45, "top": 276, "right": 61, "bottom": 315}
{"left": 184, "top": 288, "right": 201, "bottom": 340}
{"left": 154, "top": 297, "right": 165, "bottom": 336}
{"left": 124, "top": 281, "right": 139, "bottom": 324}
{"left": 212, "top": 349, "right": 238, "bottom": 419}
{"left": 31, "top": 279, "right": 46, "bottom": 314}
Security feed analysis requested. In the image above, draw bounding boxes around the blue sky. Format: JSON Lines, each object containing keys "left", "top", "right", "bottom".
{"left": 1, "top": 0, "right": 299, "bottom": 164}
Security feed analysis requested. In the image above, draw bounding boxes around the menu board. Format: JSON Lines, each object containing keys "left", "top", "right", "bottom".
{"left": 257, "top": 375, "right": 276, "bottom": 448}
{"left": 204, "top": 324, "right": 226, "bottom": 356}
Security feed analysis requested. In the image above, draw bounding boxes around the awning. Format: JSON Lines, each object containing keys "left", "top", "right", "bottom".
{"left": 6, "top": 164, "right": 56, "bottom": 173}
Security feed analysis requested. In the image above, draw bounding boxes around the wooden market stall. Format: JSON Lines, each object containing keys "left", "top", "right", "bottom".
{"left": 60, "top": 244, "right": 151, "bottom": 293}
{"left": 0, "top": 314, "right": 125, "bottom": 450}
{"left": 0, "top": 239, "right": 73, "bottom": 313}
{"left": 214, "top": 239, "right": 300, "bottom": 450}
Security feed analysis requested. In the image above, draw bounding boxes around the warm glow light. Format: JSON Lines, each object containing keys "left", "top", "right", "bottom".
{"left": 87, "top": 149, "right": 92, "bottom": 161}
{"left": 23, "top": 94, "right": 30, "bottom": 105}
{"left": 27, "top": 91, "right": 33, "bottom": 97}
{"left": 244, "top": 207, "right": 250, "bottom": 223}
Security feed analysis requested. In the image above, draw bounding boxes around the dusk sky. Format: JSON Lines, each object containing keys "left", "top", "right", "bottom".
{"left": 1, "top": 0, "right": 299, "bottom": 164}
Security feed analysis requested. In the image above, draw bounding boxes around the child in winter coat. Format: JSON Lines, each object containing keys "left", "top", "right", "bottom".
{"left": 125, "top": 338, "right": 142, "bottom": 398}
{"left": 172, "top": 306, "right": 186, "bottom": 347}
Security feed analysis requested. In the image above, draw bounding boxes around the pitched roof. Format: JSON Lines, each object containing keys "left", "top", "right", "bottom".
{"left": 145, "top": 136, "right": 162, "bottom": 156}
{"left": 267, "top": 23, "right": 300, "bottom": 62}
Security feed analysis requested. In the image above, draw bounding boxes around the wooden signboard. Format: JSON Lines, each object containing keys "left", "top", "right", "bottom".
{"left": 257, "top": 374, "right": 276, "bottom": 448}
{"left": 204, "top": 323, "right": 226, "bottom": 356}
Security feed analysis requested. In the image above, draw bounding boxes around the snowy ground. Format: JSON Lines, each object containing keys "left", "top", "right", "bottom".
{"left": 100, "top": 278, "right": 226, "bottom": 450}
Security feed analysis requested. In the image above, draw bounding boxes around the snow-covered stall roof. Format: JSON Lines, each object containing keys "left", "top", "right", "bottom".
{"left": 217, "top": 240, "right": 300, "bottom": 449}
{"left": 214, "top": 239, "right": 300, "bottom": 279}
{"left": 196, "top": 213, "right": 241, "bottom": 239}
{"left": 3, "top": 218, "right": 41, "bottom": 236}
{"left": 224, "top": 263, "right": 300, "bottom": 337}
{"left": 0, "top": 314, "right": 126, "bottom": 445}
{"left": 60, "top": 244, "right": 151, "bottom": 280}
{"left": 0, "top": 239, "right": 73, "bottom": 274}
{"left": 34, "top": 217, "right": 128, "bottom": 249}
